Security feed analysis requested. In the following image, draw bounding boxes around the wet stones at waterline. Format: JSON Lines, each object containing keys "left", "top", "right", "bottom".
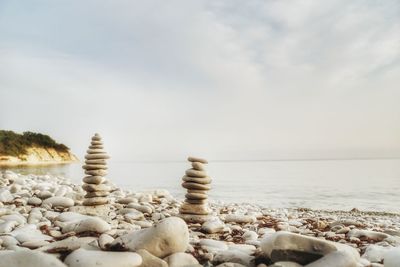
{"left": 82, "top": 133, "right": 111, "bottom": 206}
{"left": 179, "top": 156, "right": 212, "bottom": 216}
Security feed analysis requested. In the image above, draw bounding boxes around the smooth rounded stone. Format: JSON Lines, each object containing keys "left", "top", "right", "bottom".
{"left": 0, "top": 250, "right": 66, "bottom": 267}
{"left": 199, "top": 239, "right": 229, "bottom": 252}
{"left": 118, "top": 197, "right": 137, "bottom": 204}
{"left": 0, "top": 236, "right": 19, "bottom": 248}
{"left": 0, "top": 189, "right": 13, "bottom": 202}
{"left": 347, "top": 229, "right": 389, "bottom": 241}
{"left": 186, "top": 192, "right": 208, "bottom": 200}
{"left": 261, "top": 232, "right": 338, "bottom": 265}
{"left": 85, "top": 154, "right": 110, "bottom": 160}
{"left": 42, "top": 196, "right": 74, "bottom": 208}
{"left": 179, "top": 202, "right": 211, "bottom": 215}
{"left": 83, "top": 164, "right": 108, "bottom": 170}
{"left": 21, "top": 240, "right": 50, "bottom": 249}
{"left": 305, "top": 250, "right": 357, "bottom": 267}
{"left": 242, "top": 230, "right": 258, "bottom": 241}
{"left": 164, "top": 252, "right": 199, "bottom": 267}
{"left": 82, "top": 183, "right": 111, "bottom": 192}
{"left": 186, "top": 198, "right": 208, "bottom": 204}
{"left": 182, "top": 182, "right": 211, "bottom": 191}
{"left": 111, "top": 217, "right": 189, "bottom": 258}
{"left": 188, "top": 156, "right": 208, "bottom": 164}
{"left": 10, "top": 184, "right": 21, "bottom": 193}
{"left": 137, "top": 249, "right": 168, "bottom": 267}
{"left": 178, "top": 213, "right": 214, "bottom": 223}
{"left": 61, "top": 217, "right": 111, "bottom": 234}
{"left": 89, "top": 144, "right": 104, "bottom": 149}
{"left": 28, "top": 208, "right": 43, "bottom": 224}
{"left": 37, "top": 190, "right": 53, "bottom": 199}
{"left": 185, "top": 169, "right": 208, "bottom": 178}
{"left": 84, "top": 169, "right": 108, "bottom": 176}
{"left": 127, "top": 203, "right": 153, "bottom": 214}
{"left": 0, "top": 221, "right": 18, "bottom": 233}
{"left": 362, "top": 245, "right": 393, "bottom": 263}
{"left": 188, "top": 189, "right": 208, "bottom": 194}
{"left": 124, "top": 210, "right": 145, "bottom": 221}
{"left": 91, "top": 140, "right": 103, "bottom": 145}
{"left": 213, "top": 249, "right": 254, "bottom": 266}
{"left": 191, "top": 161, "right": 205, "bottom": 171}
{"left": 38, "top": 236, "right": 97, "bottom": 253}
{"left": 384, "top": 247, "right": 400, "bottom": 267}
{"left": 1, "top": 213, "right": 27, "bottom": 224}
{"left": 182, "top": 176, "right": 212, "bottom": 184}
{"left": 224, "top": 214, "right": 256, "bottom": 223}
{"left": 85, "top": 191, "right": 110, "bottom": 198}
{"left": 56, "top": 211, "right": 90, "bottom": 222}
{"left": 215, "top": 263, "right": 247, "bottom": 267}
{"left": 92, "top": 134, "right": 102, "bottom": 141}
{"left": 202, "top": 219, "right": 225, "bottom": 234}
{"left": 83, "top": 176, "right": 106, "bottom": 184}
{"left": 99, "top": 234, "right": 114, "bottom": 250}
{"left": 85, "top": 159, "right": 107, "bottom": 165}
{"left": 86, "top": 149, "right": 107, "bottom": 154}
{"left": 270, "top": 262, "right": 303, "bottom": 267}
{"left": 64, "top": 248, "right": 142, "bottom": 267}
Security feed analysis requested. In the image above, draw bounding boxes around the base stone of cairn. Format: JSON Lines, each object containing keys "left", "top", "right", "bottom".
{"left": 179, "top": 156, "right": 214, "bottom": 223}
{"left": 70, "top": 133, "right": 114, "bottom": 219}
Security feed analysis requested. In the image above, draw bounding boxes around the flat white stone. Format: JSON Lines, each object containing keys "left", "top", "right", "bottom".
{"left": 64, "top": 248, "right": 142, "bottom": 267}
{"left": 61, "top": 217, "right": 111, "bottom": 234}
{"left": 0, "top": 250, "right": 66, "bottom": 267}
{"left": 42, "top": 196, "right": 74, "bottom": 208}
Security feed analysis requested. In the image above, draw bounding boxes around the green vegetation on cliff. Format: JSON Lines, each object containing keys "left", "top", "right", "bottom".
{"left": 0, "top": 130, "right": 69, "bottom": 157}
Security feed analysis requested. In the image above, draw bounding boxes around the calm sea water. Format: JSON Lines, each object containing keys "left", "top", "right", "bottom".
{"left": 2, "top": 159, "right": 400, "bottom": 213}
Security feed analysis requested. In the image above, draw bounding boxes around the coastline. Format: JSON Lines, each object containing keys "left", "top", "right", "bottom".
{"left": 0, "top": 170, "right": 399, "bottom": 266}
{"left": 0, "top": 159, "right": 79, "bottom": 167}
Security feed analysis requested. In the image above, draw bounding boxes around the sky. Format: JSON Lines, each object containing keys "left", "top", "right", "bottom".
{"left": 0, "top": 0, "right": 399, "bottom": 161}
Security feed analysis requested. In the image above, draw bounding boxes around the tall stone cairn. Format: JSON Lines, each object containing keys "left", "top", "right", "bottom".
{"left": 82, "top": 133, "right": 111, "bottom": 206}
{"left": 179, "top": 156, "right": 212, "bottom": 215}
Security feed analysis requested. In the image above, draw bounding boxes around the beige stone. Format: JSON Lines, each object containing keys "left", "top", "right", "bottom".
{"left": 85, "top": 169, "right": 108, "bottom": 176}
{"left": 85, "top": 154, "right": 110, "bottom": 160}
{"left": 83, "top": 197, "right": 109, "bottom": 206}
{"left": 82, "top": 183, "right": 111, "bottom": 192}
{"left": 91, "top": 134, "right": 102, "bottom": 141}
{"left": 186, "top": 192, "right": 208, "bottom": 200}
{"left": 182, "top": 182, "right": 210, "bottom": 191}
{"left": 85, "top": 159, "right": 107, "bottom": 165}
{"left": 89, "top": 145, "right": 104, "bottom": 149}
{"left": 85, "top": 191, "right": 110, "bottom": 198}
{"left": 185, "top": 169, "right": 207, "bottom": 178}
{"left": 91, "top": 140, "right": 103, "bottom": 145}
{"left": 191, "top": 161, "right": 205, "bottom": 170}
{"left": 187, "top": 156, "right": 208, "bottom": 164}
{"left": 83, "top": 176, "right": 106, "bottom": 184}
{"left": 186, "top": 198, "right": 208, "bottom": 204}
{"left": 82, "top": 164, "right": 108, "bottom": 170}
{"left": 179, "top": 202, "right": 211, "bottom": 215}
{"left": 87, "top": 149, "right": 107, "bottom": 154}
{"left": 182, "top": 176, "right": 211, "bottom": 184}
{"left": 136, "top": 249, "right": 168, "bottom": 267}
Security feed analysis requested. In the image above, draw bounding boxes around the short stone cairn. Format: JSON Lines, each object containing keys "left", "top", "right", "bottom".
{"left": 82, "top": 133, "right": 111, "bottom": 206}
{"left": 179, "top": 156, "right": 212, "bottom": 219}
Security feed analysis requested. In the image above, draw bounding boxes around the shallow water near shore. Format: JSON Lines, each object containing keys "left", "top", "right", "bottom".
{"left": 2, "top": 159, "right": 400, "bottom": 213}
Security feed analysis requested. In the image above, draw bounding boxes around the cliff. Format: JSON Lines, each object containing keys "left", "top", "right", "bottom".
{"left": 0, "top": 130, "right": 78, "bottom": 165}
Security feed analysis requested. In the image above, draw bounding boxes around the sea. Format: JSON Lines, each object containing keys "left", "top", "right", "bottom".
{"left": 2, "top": 159, "right": 400, "bottom": 213}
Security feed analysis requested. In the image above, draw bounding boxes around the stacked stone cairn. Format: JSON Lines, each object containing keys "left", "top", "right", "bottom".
{"left": 82, "top": 133, "right": 111, "bottom": 206}
{"left": 179, "top": 156, "right": 212, "bottom": 216}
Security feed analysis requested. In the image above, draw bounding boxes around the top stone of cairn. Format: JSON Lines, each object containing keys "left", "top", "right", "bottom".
{"left": 187, "top": 156, "right": 208, "bottom": 164}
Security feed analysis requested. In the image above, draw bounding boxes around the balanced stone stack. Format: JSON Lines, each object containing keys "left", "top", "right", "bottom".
{"left": 179, "top": 156, "right": 212, "bottom": 216}
{"left": 82, "top": 133, "right": 111, "bottom": 206}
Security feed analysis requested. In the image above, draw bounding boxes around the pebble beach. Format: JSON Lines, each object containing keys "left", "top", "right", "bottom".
{"left": 0, "top": 169, "right": 399, "bottom": 267}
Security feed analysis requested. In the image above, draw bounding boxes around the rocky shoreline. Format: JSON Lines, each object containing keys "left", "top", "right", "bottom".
{"left": 0, "top": 170, "right": 399, "bottom": 267}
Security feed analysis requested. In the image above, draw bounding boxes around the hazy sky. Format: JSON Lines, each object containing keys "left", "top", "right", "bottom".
{"left": 0, "top": 0, "right": 399, "bottom": 161}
